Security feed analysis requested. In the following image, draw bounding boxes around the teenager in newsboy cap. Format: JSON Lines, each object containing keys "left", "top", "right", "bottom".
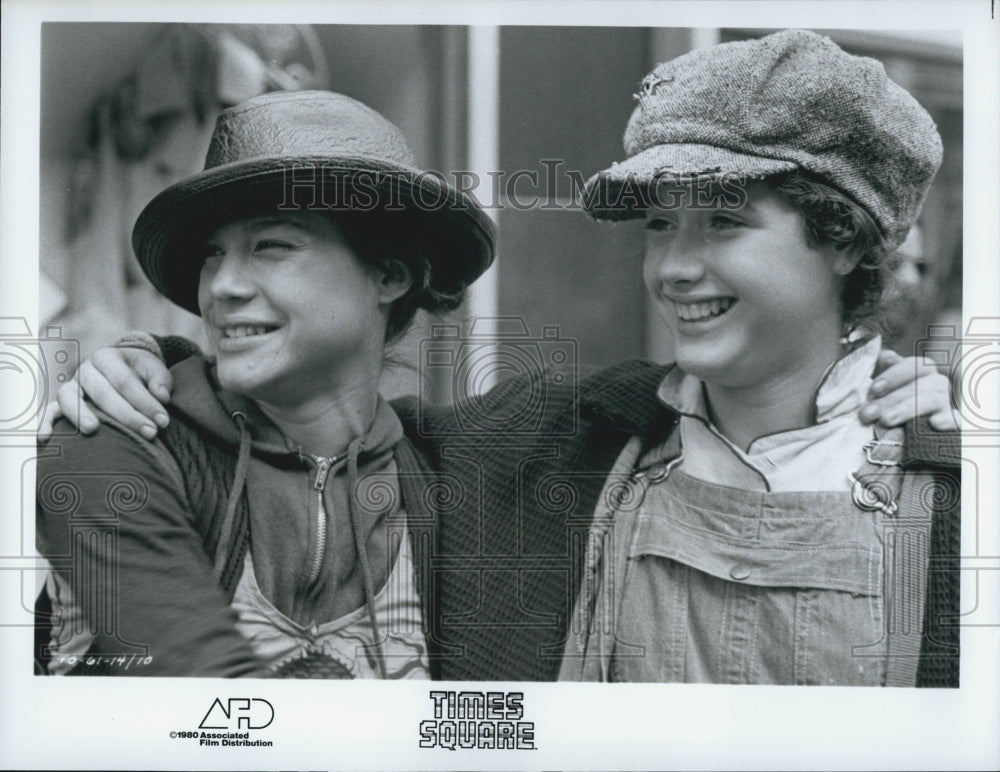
{"left": 561, "top": 28, "right": 959, "bottom": 686}
{"left": 42, "top": 31, "right": 959, "bottom": 684}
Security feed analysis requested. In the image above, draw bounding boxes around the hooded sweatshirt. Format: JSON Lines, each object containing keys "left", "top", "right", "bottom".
{"left": 36, "top": 356, "right": 425, "bottom": 677}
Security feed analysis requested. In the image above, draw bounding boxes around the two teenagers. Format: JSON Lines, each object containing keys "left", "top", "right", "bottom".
{"left": 40, "top": 30, "right": 959, "bottom": 684}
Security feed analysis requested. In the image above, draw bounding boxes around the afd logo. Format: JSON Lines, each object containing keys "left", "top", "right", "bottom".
{"left": 199, "top": 698, "right": 275, "bottom": 730}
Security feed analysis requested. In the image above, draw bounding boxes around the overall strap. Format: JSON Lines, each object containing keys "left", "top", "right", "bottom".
{"left": 634, "top": 421, "right": 683, "bottom": 475}
{"left": 851, "top": 425, "right": 930, "bottom": 688}
{"left": 848, "top": 425, "right": 905, "bottom": 516}
{"left": 883, "top": 470, "right": 934, "bottom": 687}
{"left": 559, "top": 428, "right": 667, "bottom": 682}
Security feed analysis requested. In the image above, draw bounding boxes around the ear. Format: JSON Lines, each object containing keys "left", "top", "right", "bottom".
{"left": 376, "top": 259, "right": 413, "bottom": 305}
{"left": 827, "top": 245, "right": 861, "bottom": 277}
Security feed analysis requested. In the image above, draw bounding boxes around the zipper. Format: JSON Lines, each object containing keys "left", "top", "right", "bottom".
{"left": 306, "top": 454, "right": 338, "bottom": 588}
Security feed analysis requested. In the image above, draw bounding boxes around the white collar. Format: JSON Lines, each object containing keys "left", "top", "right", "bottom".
{"left": 656, "top": 336, "right": 883, "bottom": 426}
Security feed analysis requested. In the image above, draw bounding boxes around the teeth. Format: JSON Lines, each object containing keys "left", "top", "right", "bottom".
{"left": 223, "top": 325, "right": 273, "bottom": 338}
{"left": 676, "top": 298, "right": 734, "bottom": 321}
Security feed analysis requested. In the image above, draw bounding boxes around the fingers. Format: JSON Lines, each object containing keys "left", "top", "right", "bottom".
{"left": 929, "top": 409, "right": 960, "bottom": 432}
{"left": 872, "top": 347, "right": 903, "bottom": 376}
{"left": 868, "top": 352, "right": 924, "bottom": 400}
{"left": 911, "top": 368, "right": 959, "bottom": 431}
{"left": 78, "top": 353, "right": 161, "bottom": 440}
{"left": 54, "top": 377, "right": 100, "bottom": 434}
{"left": 863, "top": 386, "right": 932, "bottom": 428}
{"left": 91, "top": 347, "right": 171, "bottom": 426}
{"left": 124, "top": 348, "right": 173, "bottom": 404}
{"left": 863, "top": 355, "right": 957, "bottom": 431}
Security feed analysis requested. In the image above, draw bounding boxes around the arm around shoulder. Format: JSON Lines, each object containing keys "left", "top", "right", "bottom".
{"left": 36, "top": 416, "right": 262, "bottom": 676}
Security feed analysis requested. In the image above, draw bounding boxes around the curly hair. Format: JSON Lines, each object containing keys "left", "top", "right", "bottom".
{"left": 335, "top": 210, "right": 467, "bottom": 342}
{"left": 771, "top": 172, "right": 892, "bottom": 335}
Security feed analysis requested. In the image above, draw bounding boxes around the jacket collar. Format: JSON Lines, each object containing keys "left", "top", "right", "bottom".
{"left": 900, "top": 417, "right": 962, "bottom": 468}
{"left": 579, "top": 359, "right": 677, "bottom": 433}
{"left": 170, "top": 355, "right": 403, "bottom": 463}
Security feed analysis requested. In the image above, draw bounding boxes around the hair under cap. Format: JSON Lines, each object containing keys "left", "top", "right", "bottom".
{"left": 584, "top": 29, "right": 943, "bottom": 250}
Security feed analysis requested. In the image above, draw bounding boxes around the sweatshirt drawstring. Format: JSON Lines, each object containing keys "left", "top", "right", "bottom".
{"left": 219, "top": 409, "right": 390, "bottom": 678}
{"left": 345, "top": 434, "right": 387, "bottom": 679}
{"left": 214, "top": 411, "right": 252, "bottom": 579}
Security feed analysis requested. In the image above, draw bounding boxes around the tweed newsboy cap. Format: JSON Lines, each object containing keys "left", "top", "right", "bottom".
{"left": 584, "top": 29, "right": 943, "bottom": 249}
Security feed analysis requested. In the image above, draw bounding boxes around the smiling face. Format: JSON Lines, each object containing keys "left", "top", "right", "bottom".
{"left": 643, "top": 181, "right": 849, "bottom": 391}
{"left": 197, "top": 211, "right": 401, "bottom": 407}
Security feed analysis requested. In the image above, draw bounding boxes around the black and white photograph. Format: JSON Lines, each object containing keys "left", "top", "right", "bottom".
{"left": 1, "top": 1, "right": 997, "bottom": 769}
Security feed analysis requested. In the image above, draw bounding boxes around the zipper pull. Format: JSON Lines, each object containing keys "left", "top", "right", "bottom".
{"left": 313, "top": 457, "right": 332, "bottom": 491}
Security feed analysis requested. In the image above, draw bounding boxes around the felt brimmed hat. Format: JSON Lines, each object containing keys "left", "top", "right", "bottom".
{"left": 132, "top": 90, "right": 496, "bottom": 314}
{"left": 584, "top": 29, "right": 943, "bottom": 250}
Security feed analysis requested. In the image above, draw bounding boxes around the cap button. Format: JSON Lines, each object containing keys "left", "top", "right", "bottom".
{"left": 729, "top": 564, "right": 752, "bottom": 581}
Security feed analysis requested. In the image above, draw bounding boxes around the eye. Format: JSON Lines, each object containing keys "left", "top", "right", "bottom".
{"left": 709, "top": 213, "right": 744, "bottom": 229}
{"left": 645, "top": 217, "right": 677, "bottom": 233}
{"left": 253, "top": 239, "right": 294, "bottom": 252}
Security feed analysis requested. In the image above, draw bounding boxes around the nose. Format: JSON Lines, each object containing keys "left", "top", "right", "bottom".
{"left": 203, "top": 251, "right": 254, "bottom": 303}
{"left": 645, "top": 230, "right": 707, "bottom": 294}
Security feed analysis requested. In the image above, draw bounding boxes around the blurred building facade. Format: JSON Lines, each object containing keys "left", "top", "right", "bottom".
{"left": 40, "top": 24, "right": 963, "bottom": 400}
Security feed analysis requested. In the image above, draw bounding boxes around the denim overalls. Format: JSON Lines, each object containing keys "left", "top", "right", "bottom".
{"left": 560, "top": 341, "right": 928, "bottom": 685}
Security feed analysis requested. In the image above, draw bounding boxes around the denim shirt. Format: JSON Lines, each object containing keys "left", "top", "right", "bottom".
{"left": 559, "top": 338, "right": 923, "bottom": 685}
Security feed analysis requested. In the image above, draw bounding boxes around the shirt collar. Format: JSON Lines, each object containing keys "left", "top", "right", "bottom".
{"left": 656, "top": 336, "right": 883, "bottom": 424}
{"left": 814, "top": 336, "right": 882, "bottom": 422}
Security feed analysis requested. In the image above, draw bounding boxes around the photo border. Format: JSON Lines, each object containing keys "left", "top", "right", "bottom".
{"left": 2, "top": 2, "right": 997, "bottom": 770}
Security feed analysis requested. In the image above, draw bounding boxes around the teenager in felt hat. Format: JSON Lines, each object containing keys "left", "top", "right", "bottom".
{"left": 36, "top": 90, "right": 494, "bottom": 677}
{"left": 43, "top": 31, "right": 959, "bottom": 684}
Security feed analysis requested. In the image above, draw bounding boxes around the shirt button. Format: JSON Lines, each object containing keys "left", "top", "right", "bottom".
{"left": 730, "top": 564, "right": 752, "bottom": 581}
